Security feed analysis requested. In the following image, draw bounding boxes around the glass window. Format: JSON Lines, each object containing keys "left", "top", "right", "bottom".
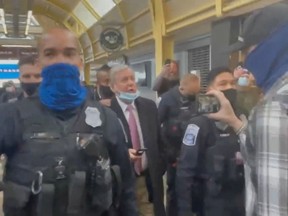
{"left": 87, "top": 0, "right": 115, "bottom": 17}
{"left": 130, "top": 61, "right": 152, "bottom": 87}
{"left": 73, "top": 2, "right": 97, "bottom": 28}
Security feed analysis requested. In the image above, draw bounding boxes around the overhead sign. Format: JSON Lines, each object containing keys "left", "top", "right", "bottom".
{"left": 100, "top": 28, "right": 124, "bottom": 52}
{"left": 0, "top": 47, "right": 37, "bottom": 59}
{"left": 0, "top": 60, "right": 19, "bottom": 79}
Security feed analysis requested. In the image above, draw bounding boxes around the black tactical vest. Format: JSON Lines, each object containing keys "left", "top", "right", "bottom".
{"left": 3, "top": 98, "right": 113, "bottom": 216}
{"left": 204, "top": 124, "right": 245, "bottom": 197}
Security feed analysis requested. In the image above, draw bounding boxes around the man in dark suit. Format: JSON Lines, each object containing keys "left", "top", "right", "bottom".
{"left": 110, "top": 64, "right": 166, "bottom": 216}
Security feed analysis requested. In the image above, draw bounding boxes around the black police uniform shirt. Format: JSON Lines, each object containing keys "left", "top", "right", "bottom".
{"left": 158, "top": 86, "right": 197, "bottom": 162}
{"left": 176, "top": 115, "right": 243, "bottom": 215}
{"left": 0, "top": 97, "right": 138, "bottom": 216}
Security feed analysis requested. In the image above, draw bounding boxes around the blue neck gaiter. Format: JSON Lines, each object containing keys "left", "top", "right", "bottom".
{"left": 39, "top": 63, "right": 87, "bottom": 111}
{"left": 245, "top": 24, "right": 288, "bottom": 93}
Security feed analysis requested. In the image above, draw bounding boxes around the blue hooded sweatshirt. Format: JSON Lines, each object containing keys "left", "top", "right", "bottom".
{"left": 245, "top": 24, "right": 288, "bottom": 93}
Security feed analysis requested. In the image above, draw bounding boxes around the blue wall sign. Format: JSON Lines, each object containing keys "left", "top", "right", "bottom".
{"left": 0, "top": 64, "right": 19, "bottom": 79}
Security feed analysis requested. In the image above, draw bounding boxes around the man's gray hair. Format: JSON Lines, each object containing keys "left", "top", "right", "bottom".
{"left": 110, "top": 64, "right": 134, "bottom": 84}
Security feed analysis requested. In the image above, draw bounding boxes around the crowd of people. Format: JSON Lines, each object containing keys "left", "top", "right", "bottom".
{"left": 0, "top": 2, "right": 287, "bottom": 216}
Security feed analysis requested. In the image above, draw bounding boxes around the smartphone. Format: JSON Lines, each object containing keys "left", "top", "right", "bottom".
{"left": 136, "top": 148, "right": 148, "bottom": 156}
{"left": 196, "top": 94, "right": 220, "bottom": 114}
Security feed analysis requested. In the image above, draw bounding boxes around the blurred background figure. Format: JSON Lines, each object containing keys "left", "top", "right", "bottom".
{"left": 94, "top": 64, "right": 114, "bottom": 106}
{"left": 0, "top": 81, "right": 18, "bottom": 103}
{"left": 153, "top": 59, "right": 180, "bottom": 97}
{"left": 18, "top": 55, "right": 42, "bottom": 99}
{"left": 234, "top": 63, "right": 262, "bottom": 116}
{"left": 158, "top": 72, "right": 200, "bottom": 216}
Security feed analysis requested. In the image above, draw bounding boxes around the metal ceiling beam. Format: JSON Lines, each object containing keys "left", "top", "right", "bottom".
{"left": 27, "top": 0, "right": 33, "bottom": 10}
{"left": 0, "top": 37, "right": 37, "bottom": 46}
{"left": 12, "top": 0, "right": 20, "bottom": 37}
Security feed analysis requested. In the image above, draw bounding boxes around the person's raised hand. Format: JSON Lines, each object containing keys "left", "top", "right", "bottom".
{"left": 161, "top": 64, "right": 171, "bottom": 77}
{"left": 206, "top": 90, "right": 242, "bottom": 130}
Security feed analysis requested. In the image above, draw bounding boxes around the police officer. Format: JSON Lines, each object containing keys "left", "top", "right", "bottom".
{"left": 176, "top": 67, "right": 245, "bottom": 216}
{"left": 0, "top": 28, "right": 137, "bottom": 216}
{"left": 17, "top": 55, "right": 42, "bottom": 99}
{"left": 158, "top": 73, "right": 200, "bottom": 216}
{"left": 0, "top": 55, "right": 42, "bottom": 104}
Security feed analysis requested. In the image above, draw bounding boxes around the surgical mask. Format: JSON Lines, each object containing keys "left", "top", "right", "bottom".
{"left": 221, "top": 88, "right": 237, "bottom": 110}
{"left": 21, "top": 82, "right": 40, "bottom": 96}
{"left": 118, "top": 90, "right": 140, "bottom": 104}
{"left": 39, "top": 63, "right": 87, "bottom": 111}
{"left": 237, "top": 76, "right": 249, "bottom": 87}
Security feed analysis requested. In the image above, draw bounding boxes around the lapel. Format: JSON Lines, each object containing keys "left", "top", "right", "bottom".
{"left": 110, "top": 97, "right": 132, "bottom": 147}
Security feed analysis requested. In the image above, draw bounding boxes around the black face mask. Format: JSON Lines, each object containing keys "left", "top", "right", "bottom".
{"left": 222, "top": 88, "right": 237, "bottom": 110}
{"left": 21, "top": 82, "right": 40, "bottom": 96}
{"left": 180, "top": 94, "right": 196, "bottom": 108}
{"left": 99, "top": 85, "right": 114, "bottom": 99}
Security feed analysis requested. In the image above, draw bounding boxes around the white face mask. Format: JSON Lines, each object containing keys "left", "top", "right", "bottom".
{"left": 238, "top": 76, "right": 249, "bottom": 86}
{"left": 118, "top": 90, "right": 140, "bottom": 104}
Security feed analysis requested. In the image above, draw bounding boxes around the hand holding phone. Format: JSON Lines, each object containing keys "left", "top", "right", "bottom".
{"left": 197, "top": 94, "right": 220, "bottom": 114}
{"left": 136, "top": 148, "right": 148, "bottom": 156}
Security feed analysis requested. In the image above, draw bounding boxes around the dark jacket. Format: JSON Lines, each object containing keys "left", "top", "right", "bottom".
{"left": 110, "top": 96, "right": 166, "bottom": 216}
{"left": 176, "top": 115, "right": 245, "bottom": 216}
{"left": 0, "top": 97, "right": 138, "bottom": 216}
{"left": 158, "top": 86, "right": 197, "bottom": 163}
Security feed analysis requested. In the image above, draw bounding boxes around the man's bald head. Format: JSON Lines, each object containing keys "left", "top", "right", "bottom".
{"left": 38, "top": 28, "right": 81, "bottom": 52}
{"left": 37, "top": 28, "right": 83, "bottom": 69}
{"left": 179, "top": 73, "right": 201, "bottom": 96}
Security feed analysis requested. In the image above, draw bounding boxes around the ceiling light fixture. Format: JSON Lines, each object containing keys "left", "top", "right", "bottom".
{"left": 25, "top": 10, "right": 33, "bottom": 35}
{"left": 1, "top": 45, "right": 32, "bottom": 48}
{"left": 0, "top": 9, "right": 7, "bottom": 34}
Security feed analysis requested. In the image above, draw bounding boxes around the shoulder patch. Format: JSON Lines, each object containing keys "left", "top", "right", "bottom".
{"left": 183, "top": 124, "right": 199, "bottom": 146}
{"left": 85, "top": 106, "right": 102, "bottom": 128}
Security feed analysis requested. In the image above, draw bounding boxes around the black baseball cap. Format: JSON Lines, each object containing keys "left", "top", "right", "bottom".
{"left": 228, "top": 2, "right": 288, "bottom": 52}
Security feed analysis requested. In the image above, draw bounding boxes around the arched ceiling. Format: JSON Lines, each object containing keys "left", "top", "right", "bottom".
{"left": 0, "top": 0, "right": 283, "bottom": 63}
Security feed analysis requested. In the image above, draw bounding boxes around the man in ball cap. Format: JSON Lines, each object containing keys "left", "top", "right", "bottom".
{"left": 208, "top": 2, "right": 288, "bottom": 216}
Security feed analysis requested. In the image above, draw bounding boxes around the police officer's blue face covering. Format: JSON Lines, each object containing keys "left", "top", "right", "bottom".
{"left": 39, "top": 63, "right": 87, "bottom": 111}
